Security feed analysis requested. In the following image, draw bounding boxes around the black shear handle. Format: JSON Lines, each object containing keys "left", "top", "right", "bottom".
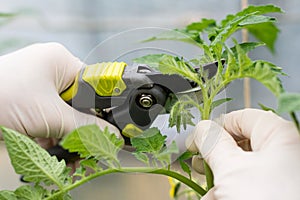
{"left": 47, "top": 145, "right": 79, "bottom": 162}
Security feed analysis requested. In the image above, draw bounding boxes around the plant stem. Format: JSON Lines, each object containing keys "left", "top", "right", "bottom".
{"left": 200, "top": 97, "right": 215, "bottom": 190}
{"left": 202, "top": 102, "right": 211, "bottom": 120}
{"left": 203, "top": 160, "right": 214, "bottom": 190}
{"left": 201, "top": 103, "right": 214, "bottom": 190}
{"left": 148, "top": 169, "right": 206, "bottom": 195}
{"left": 45, "top": 167, "right": 206, "bottom": 200}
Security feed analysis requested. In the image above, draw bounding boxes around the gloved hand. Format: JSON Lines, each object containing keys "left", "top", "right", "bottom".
{"left": 0, "top": 43, "right": 119, "bottom": 141}
{"left": 186, "top": 108, "right": 300, "bottom": 200}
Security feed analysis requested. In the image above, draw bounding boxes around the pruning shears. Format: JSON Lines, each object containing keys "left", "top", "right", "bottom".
{"left": 47, "top": 60, "right": 220, "bottom": 162}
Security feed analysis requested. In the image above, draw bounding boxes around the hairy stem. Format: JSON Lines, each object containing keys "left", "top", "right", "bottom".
{"left": 200, "top": 105, "right": 214, "bottom": 191}
{"left": 199, "top": 92, "right": 215, "bottom": 191}
{"left": 45, "top": 168, "right": 206, "bottom": 200}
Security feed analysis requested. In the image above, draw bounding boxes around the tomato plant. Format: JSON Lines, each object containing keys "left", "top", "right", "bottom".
{"left": 0, "top": 4, "right": 299, "bottom": 200}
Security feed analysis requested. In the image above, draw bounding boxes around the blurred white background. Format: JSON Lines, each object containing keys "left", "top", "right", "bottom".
{"left": 0, "top": 0, "right": 299, "bottom": 199}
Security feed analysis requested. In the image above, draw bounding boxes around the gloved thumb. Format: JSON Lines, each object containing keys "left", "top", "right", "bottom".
{"left": 186, "top": 120, "right": 241, "bottom": 172}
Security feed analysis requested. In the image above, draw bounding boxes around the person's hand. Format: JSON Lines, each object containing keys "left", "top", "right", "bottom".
{"left": 0, "top": 43, "right": 119, "bottom": 140}
{"left": 186, "top": 108, "right": 300, "bottom": 200}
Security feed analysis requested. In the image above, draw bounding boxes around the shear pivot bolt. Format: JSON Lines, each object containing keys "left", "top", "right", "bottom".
{"left": 139, "top": 94, "right": 153, "bottom": 108}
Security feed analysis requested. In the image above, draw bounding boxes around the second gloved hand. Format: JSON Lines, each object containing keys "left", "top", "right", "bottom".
{"left": 186, "top": 109, "right": 300, "bottom": 200}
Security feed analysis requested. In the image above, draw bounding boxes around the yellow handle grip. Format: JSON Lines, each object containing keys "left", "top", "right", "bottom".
{"left": 60, "top": 62, "right": 127, "bottom": 102}
{"left": 60, "top": 73, "right": 80, "bottom": 102}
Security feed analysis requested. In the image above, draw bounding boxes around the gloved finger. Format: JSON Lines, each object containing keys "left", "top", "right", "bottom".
{"left": 23, "top": 42, "right": 84, "bottom": 93}
{"left": 201, "top": 187, "right": 216, "bottom": 200}
{"left": 56, "top": 99, "right": 121, "bottom": 138}
{"left": 0, "top": 43, "right": 84, "bottom": 94}
{"left": 189, "top": 139, "right": 250, "bottom": 175}
{"left": 45, "top": 43, "right": 85, "bottom": 93}
{"left": 20, "top": 97, "right": 121, "bottom": 139}
{"left": 223, "top": 108, "right": 299, "bottom": 151}
{"left": 35, "top": 138, "right": 59, "bottom": 149}
{"left": 191, "top": 155, "right": 205, "bottom": 174}
{"left": 186, "top": 120, "right": 242, "bottom": 171}
{"left": 41, "top": 43, "right": 120, "bottom": 137}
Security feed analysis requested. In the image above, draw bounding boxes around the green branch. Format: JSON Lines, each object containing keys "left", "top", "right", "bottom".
{"left": 45, "top": 168, "right": 207, "bottom": 200}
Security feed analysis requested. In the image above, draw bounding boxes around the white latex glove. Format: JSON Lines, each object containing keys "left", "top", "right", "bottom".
{"left": 0, "top": 43, "right": 119, "bottom": 140}
{"left": 186, "top": 108, "right": 300, "bottom": 200}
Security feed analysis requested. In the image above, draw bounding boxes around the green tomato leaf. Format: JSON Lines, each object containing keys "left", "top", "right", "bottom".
{"left": 231, "top": 5, "right": 281, "bottom": 52}
{"left": 169, "top": 95, "right": 196, "bottom": 133}
{"left": 236, "top": 4, "right": 283, "bottom": 16}
{"left": 1, "top": 127, "right": 70, "bottom": 188}
{"left": 239, "top": 15, "right": 276, "bottom": 26}
{"left": 142, "top": 29, "right": 202, "bottom": 46}
{"left": 132, "top": 152, "right": 149, "bottom": 165}
{"left": 221, "top": 4, "right": 282, "bottom": 26}
{"left": 133, "top": 54, "right": 203, "bottom": 84}
{"left": 73, "top": 166, "right": 86, "bottom": 179}
{"left": 131, "top": 128, "right": 166, "bottom": 153}
{"left": 178, "top": 151, "right": 194, "bottom": 161}
{"left": 258, "top": 103, "right": 277, "bottom": 113}
{"left": 186, "top": 18, "right": 216, "bottom": 32}
{"left": 243, "top": 60, "right": 284, "bottom": 97}
{"left": 164, "top": 93, "right": 178, "bottom": 113}
{"left": 211, "top": 98, "right": 233, "bottom": 110}
{"left": 235, "top": 40, "right": 253, "bottom": 71}
{"left": 224, "top": 42, "right": 284, "bottom": 97}
{"left": 177, "top": 151, "right": 195, "bottom": 179}
{"left": 211, "top": 42, "right": 223, "bottom": 60}
{"left": 169, "top": 101, "right": 181, "bottom": 132}
{"left": 155, "top": 141, "right": 179, "bottom": 165}
{"left": 0, "top": 191, "right": 17, "bottom": 200}
{"left": 131, "top": 129, "right": 179, "bottom": 165}
{"left": 222, "top": 42, "right": 265, "bottom": 59}
{"left": 278, "top": 93, "right": 300, "bottom": 113}
{"left": 213, "top": 5, "right": 282, "bottom": 48}
{"left": 158, "top": 55, "right": 200, "bottom": 85}
{"left": 61, "top": 125, "right": 124, "bottom": 168}
{"left": 211, "top": 14, "right": 249, "bottom": 47}
{"left": 132, "top": 54, "right": 166, "bottom": 70}
{"left": 247, "top": 22, "right": 280, "bottom": 53}
{"left": 224, "top": 45, "right": 238, "bottom": 79}
{"left": 179, "top": 160, "right": 192, "bottom": 179}
{"left": 80, "top": 158, "right": 99, "bottom": 172}
{"left": 73, "top": 158, "right": 100, "bottom": 178}
{"left": 14, "top": 185, "right": 48, "bottom": 200}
